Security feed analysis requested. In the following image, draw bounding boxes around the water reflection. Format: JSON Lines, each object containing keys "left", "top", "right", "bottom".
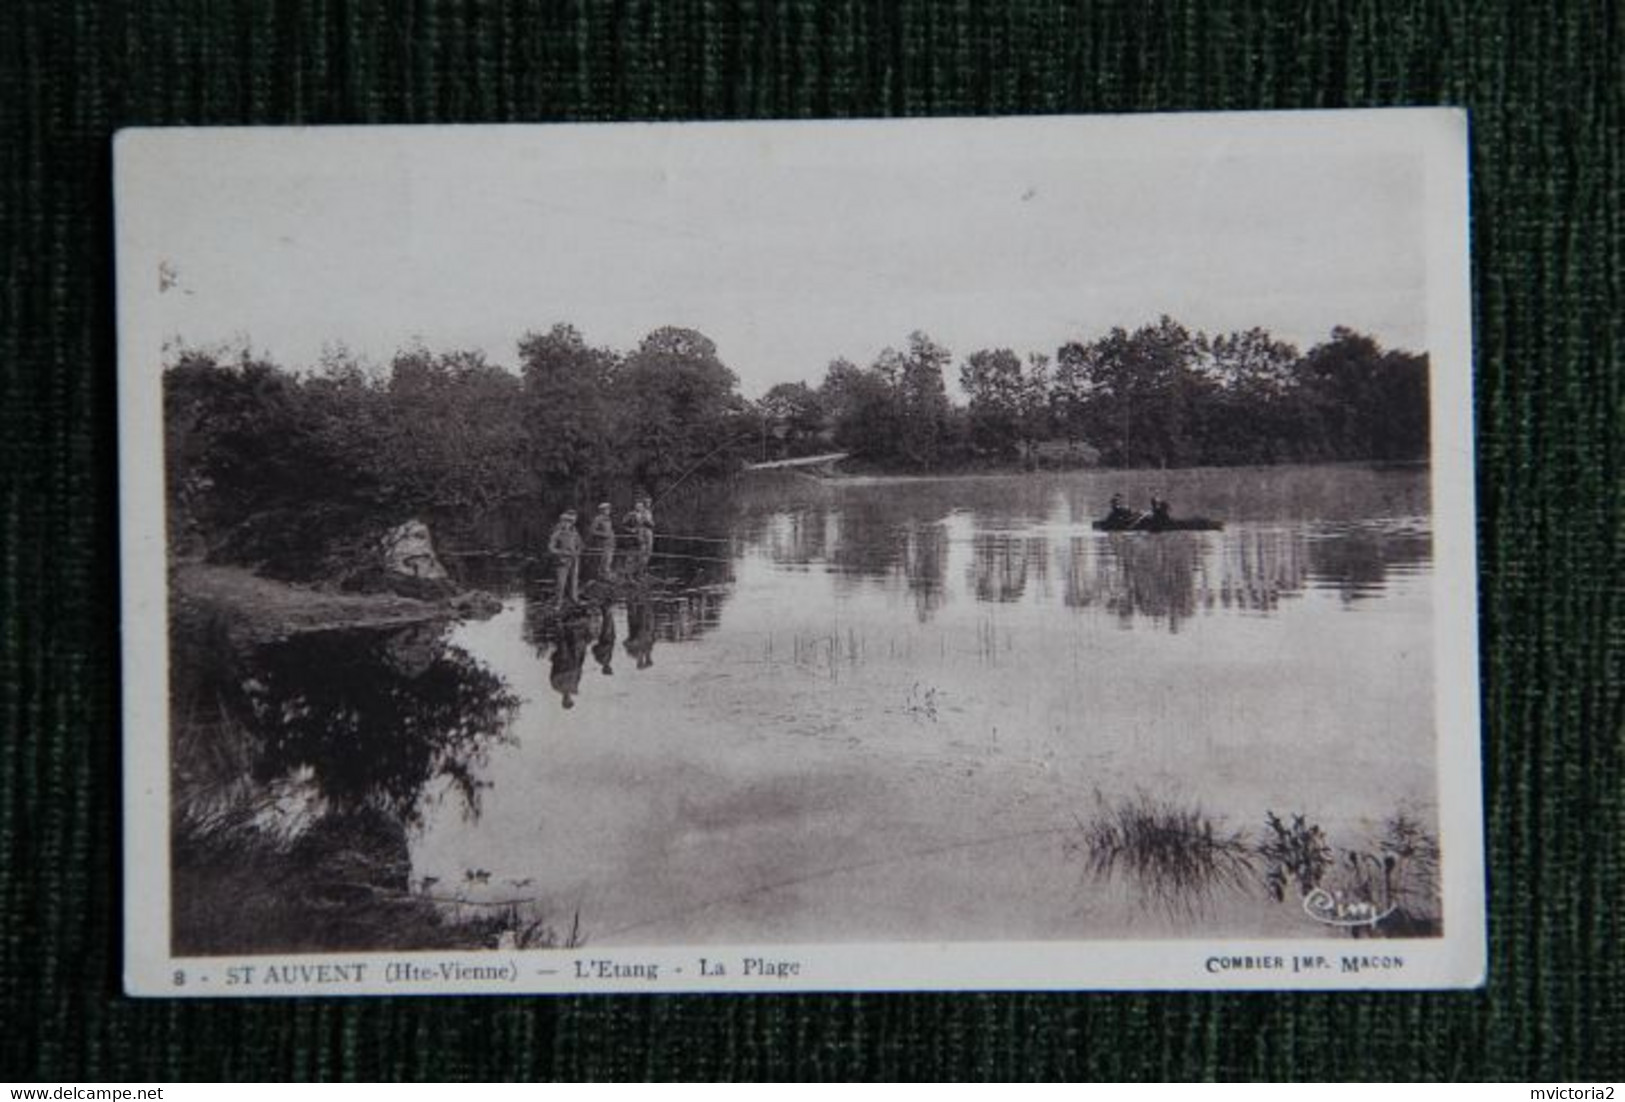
{"left": 168, "top": 619, "right": 556, "bottom": 955}
{"left": 520, "top": 579, "right": 732, "bottom": 707}
{"left": 1213, "top": 528, "right": 1308, "bottom": 614}
{"left": 543, "top": 608, "right": 593, "bottom": 709}
{"left": 967, "top": 534, "right": 1033, "bottom": 604}
{"left": 625, "top": 597, "right": 656, "bottom": 669}
{"left": 901, "top": 523, "right": 951, "bottom": 621}
{"left": 1100, "top": 534, "right": 1203, "bottom": 630}
{"left": 738, "top": 483, "right": 1428, "bottom": 633}
{"left": 1305, "top": 523, "right": 1432, "bottom": 603}
{"left": 761, "top": 499, "right": 955, "bottom": 621}
{"left": 1050, "top": 522, "right": 1429, "bottom": 631}
{"left": 229, "top": 624, "right": 520, "bottom": 821}
{"left": 1058, "top": 534, "right": 1208, "bottom": 628}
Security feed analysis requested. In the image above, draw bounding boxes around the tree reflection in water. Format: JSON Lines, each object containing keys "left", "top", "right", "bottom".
{"left": 1053, "top": 522, "right": 1427, "bottom": 631}
{"left": 967, "top": 533, "right": 1051, "bottom": 604}
{"left": 235, "top": 623, "right": 520, "bottom": 823}
{"left": 169, "top": 620, "right": 525, "bottom": 954}
{"left": 901, "top": 522, "right": 951, "bottom": 621}
{"left": 760, "top": 500, "right": 955, "bottom": 622}
{"left": 1305, "top": 523, "right": 1432, "bottom": 603}
{"left": 1100, "top": 534, "right": 1203, "bottom": 630}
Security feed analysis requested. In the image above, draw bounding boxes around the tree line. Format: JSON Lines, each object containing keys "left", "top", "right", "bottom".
{"left": 165, "top": 317, "right": 1426, "bottom": 576}
{"left": 165, "top": 324, "right": 755, "bottom": 575}
{"left": 763, "top": 318, "right": 1428, "bottom": 469}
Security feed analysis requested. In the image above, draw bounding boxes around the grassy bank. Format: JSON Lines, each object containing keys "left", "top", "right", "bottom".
{"left": 170, "top": 562, "right": 504, "bottom": 649}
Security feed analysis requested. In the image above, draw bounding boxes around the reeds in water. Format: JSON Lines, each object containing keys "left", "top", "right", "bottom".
{"left": 1074, "top": 793, "right": 1443, "bottom": 936}
{"left": 1070, "top": 790, "right": 1255, "bottom": 917}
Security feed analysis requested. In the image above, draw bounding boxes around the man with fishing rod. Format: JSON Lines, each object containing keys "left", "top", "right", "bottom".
{"left": 588, "top": 502, "right": 617, "bottom": 582}
{"left": 623, "top": 495, "right": 655, "bottom": 579}
{"left": 547, "top": 509, "right": 583, "bottom": 609}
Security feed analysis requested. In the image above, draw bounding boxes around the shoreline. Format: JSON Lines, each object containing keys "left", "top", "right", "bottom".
{"left": 803, "top": 457, "right": 1430, "bottom": 487}
{"left": 169, "top": 562, "right": 493, "bottom": 651}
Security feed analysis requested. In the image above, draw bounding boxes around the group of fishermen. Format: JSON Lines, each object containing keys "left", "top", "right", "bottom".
{"left": 545, "top": 495, "right": 657, "bottom": 608}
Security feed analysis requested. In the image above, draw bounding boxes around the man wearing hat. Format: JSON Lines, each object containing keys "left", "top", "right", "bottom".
{"left": 547, "top": 509, "right": 583, "bottom": 608}
{"left": 588, "top": 502, "right": 617, "bottom": 583}
{"left": 622, "top": 495, "right": 656, "bottom": 578}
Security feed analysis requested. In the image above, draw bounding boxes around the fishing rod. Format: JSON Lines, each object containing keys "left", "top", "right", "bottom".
{"left": 650, "top": 430, "right": 762, "bottom": 505}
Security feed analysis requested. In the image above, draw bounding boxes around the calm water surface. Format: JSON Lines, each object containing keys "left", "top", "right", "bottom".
{"left": 396, "top": 464, "right": 1436, "bottom": 944}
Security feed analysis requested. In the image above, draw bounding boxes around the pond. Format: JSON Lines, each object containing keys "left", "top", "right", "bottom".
{"left": 178, "top": 463, "right": 1441, "bottom": 951}
{"left": 403, "top": 463, "right": 1439, "bottom": 944}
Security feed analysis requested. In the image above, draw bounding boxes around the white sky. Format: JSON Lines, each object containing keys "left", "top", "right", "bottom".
{"left": 122, "top": 114, "right": 1433, "bottom": 400}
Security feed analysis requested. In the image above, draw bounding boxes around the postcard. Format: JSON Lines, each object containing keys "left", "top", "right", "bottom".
{"left": 117, "top": 110, "right": 1483, "bottom": 995}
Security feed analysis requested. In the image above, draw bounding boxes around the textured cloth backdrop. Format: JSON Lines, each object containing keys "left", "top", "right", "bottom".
{"left": 1, "top": 0, "right": 1620, "bottom": 1082}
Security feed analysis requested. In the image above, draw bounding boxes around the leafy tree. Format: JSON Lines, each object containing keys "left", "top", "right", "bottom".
{"left": 616, "top": 326, "right": 749, "bottom": 489}
{"left": 1065, "top": 317, "right": 1208, "bottom": 467}
{"left": 1202, "top": 329, "right": 1302, "bottom": 463}
{"left": 1021, "top": 352, "right": 1053, "bottom": 450}
{"left": 960, "top": 347, "right": 1026, "bottom": 459}
{"left": 894, "top": 331, "right": 953, "bottom": 469}
{"left": 164, "top": 350, "right": 386, "bottom": 572}
{"left": 518, "top": 324, "right": 620, "bottom": 495}
{"left": 382, "top": 347, "right": 528, "bottom": 512}
{"left": 1051, "top": 339, "right": 1103, "bottom": 447}
{"left": 820, "top": 357, "right": 900, "bottom": 462}
{"left": 759, "top": 381, "right": 828, "bottom": 458}
{"left": 1296, "top": 329, "right": 1428, "bottom": 461}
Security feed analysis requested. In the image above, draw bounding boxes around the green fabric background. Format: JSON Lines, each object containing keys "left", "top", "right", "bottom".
{"left": 2, "top": 0, "right": 1620, "bottom": 1082}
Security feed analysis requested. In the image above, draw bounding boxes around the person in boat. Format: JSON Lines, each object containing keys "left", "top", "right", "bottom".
{"left": 547, "top": 510, "right": 583, "bottom": 609}
{"left": 587, "top": 502, "right": 616, "bottom": 583}
{"left": 1150, "top": 496, "right": 1172, "bottom": 523}
{"left": 1106, "top": 493, "right": 1136, "bottom": 526}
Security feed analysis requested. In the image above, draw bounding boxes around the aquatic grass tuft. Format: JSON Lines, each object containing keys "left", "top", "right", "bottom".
{"left": 1071, "top": 790, "right": 1255, "bottom": 916}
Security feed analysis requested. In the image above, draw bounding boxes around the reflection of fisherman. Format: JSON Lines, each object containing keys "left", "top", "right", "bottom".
{"left": 547, "top": 510, "right": 582, "bottom": 608}
{"left": 588, "top": 502, "right": 616, "bottom": 582}
{"left": 590, "top": 601, "right": 617, "bottom": 675}
{"left": 624, "top": 597, "right": 655, "bottom": 669}
{"left": 548, "top": 611, "right": 592, "bottom": 708}
{"left": 622, "top": 496, "right": 655, "bottom": 578}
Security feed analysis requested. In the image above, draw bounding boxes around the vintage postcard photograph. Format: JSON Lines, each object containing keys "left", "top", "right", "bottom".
{"left": 117, "top": 111, "right": 1483, "bottom": 995}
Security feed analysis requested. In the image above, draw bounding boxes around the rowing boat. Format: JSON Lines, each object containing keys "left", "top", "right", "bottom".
{"left": 1092, "top": 513, "right": 1223, "bottom": 533}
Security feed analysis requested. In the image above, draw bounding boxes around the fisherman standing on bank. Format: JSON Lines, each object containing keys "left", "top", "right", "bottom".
{"left": 588, "top": 502, "right": 616, "bottom": 583}
{"left": 547, "top": 509, "right": 583, "bottom": 608}
{"left": 623, "top": 495, "right": 655, "bottom": 578}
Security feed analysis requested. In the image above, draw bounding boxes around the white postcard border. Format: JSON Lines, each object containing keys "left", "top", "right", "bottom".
{"left": 117, "top": 110, "right": 1485, "bottom": 996}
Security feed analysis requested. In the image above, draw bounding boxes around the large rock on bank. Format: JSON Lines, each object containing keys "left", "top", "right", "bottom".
{"left": 375, "top": 520, "right": 458, "bottom": 599}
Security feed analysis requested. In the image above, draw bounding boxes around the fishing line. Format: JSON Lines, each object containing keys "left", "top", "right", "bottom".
{"left": 651, "top": 430, "right": 763, "bottom": 504}
{"left": 648, "top": 550, "right": 737, "bottom": 565}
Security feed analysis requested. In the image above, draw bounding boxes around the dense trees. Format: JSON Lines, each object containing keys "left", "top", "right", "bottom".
{"left": 796, "top": 318, "right": 1427, "bottom": 472}
{"left": 165, "top": 325, "right": 759, "bottom": 576}
{"left": 961, "top": 347, "right": 1026, "bottom": 460}
{"left": 517, "top": 324, "right": 618, "bottom": 492}
{"left": 616, "top": 326, "right": 754, "bottom": 487}
{"left": 166, "top": 315, "right": 1428, "bottom": 577}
